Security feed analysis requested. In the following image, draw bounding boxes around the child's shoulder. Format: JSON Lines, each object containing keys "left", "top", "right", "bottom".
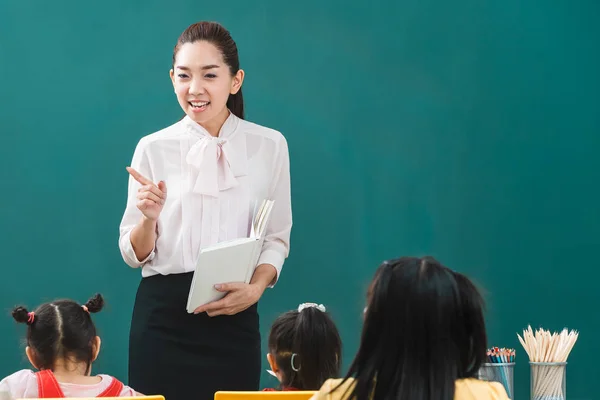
{"left": 312, "top": 379, "right": 355, "bottom": 400}
{"left": 0, "top": 369, "right": 36, "bottom": 398}
{"left": 455, "top": 378, "right": 510, "bottom": 400}
{"left": 97, "top": 374, "right": 140, "bottom": 397}
{"left": 1, "top": 369, "right": 36, "bottom": 383}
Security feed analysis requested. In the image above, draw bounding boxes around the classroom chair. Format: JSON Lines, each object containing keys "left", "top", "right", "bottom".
{"left": 214, "top": 391, "right": 316, "bottom": 400}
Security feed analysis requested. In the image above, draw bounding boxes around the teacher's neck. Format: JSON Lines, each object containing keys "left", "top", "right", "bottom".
{"left": 198, "top": 108, "right": 231, "bottom": 137}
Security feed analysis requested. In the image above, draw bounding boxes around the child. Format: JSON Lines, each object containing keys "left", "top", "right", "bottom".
{"left": 264, "top": 303, "right": 342, "bottom": 391}
{"left": 310, "top": 257, "right": 510, "bottom": 400}
{"left": 0, "top": 294, "right": 140, "bottom": 398}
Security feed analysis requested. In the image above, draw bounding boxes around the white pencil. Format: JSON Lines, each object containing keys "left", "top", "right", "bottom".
{"left": 517, "top": 325, "right": 578, "bottom": 400}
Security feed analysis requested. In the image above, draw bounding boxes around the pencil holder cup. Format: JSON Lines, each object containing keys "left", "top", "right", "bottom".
{"left": 478, "top": 362, "right": 515, "bottom": 399}
{"left": 530, "top": 362, "right": 567, "bottom": 400}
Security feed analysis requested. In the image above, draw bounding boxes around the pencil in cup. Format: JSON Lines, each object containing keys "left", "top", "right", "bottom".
{"left": 530, "top": 362, "right": 566, "bottom": 400}
{"left": 478, "top": 348, "right": 515, "bottom": 398}
{"left": 517, "top": 326, "right": 578, "bottom": 400}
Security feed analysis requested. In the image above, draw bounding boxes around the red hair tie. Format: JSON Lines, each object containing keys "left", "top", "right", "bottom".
{"left": 27, "top": 312, "right": 35, "bottom": 324}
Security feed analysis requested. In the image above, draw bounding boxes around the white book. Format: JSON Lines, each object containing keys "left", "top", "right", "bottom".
{"left": 186, "top": 199, "right": 275, "bottom": 313}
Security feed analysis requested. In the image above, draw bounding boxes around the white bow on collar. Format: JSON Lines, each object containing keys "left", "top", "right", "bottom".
{"left": 183, "top": 113, "right": 248, "bottom": 197}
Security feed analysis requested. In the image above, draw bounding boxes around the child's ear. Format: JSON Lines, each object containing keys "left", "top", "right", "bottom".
{"left": 92, "top": 336, "right": 102, "bottom": 362}
{"left": 26, "top": 346, "right": 40, "bottom": 370}
{"left": 266, "top": 353, "right": 278, "bottom": 373}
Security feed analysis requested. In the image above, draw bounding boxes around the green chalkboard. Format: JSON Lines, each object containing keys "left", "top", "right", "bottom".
{"left": 1, "top": 1, "right": 598, "bottom": 399}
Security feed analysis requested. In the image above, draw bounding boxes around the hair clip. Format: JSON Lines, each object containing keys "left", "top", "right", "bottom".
{"left": 27, "top": 312, "right": 35, "bottom": 324}
{"left": 82, "top": 305, "right": 89, "bottom": 314}
{"left": 298, "top": 303, "right": 326, "bottom": 312}
{"left": 290, "top": 353, "right": 300, "bottom": 372}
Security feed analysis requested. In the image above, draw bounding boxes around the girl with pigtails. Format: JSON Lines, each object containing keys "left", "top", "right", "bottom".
{"left": 0, "top": 294, "right": 141, "bottom": 398}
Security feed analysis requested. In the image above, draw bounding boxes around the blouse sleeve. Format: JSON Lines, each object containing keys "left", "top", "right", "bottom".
{"left": 118, "top": 139, "right": 157, "bottom": 268}
{"left": 257, "top": 135, "right": 292, "bottom": 285}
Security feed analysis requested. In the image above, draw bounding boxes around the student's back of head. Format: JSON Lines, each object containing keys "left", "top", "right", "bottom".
{"left": 344, "top": 256, "right": 488, "bottom": 400}
{"left": 2, "top": 293, "right": 140, "bottom": 398}
{"left": 12, "top": 293, "right": 104, "bottom": 374}
{"left": 267, "top": 303, "right": 342, "bottom": 391}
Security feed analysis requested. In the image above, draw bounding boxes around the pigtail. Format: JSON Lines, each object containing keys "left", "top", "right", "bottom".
{"left": 84, "top": 293, "right": 104, "bottom": 313}
{"left": 290, "top": 305, "right": 342, "bottom": 390}
{"left": 12, "top": 306, "right": 34, "bottom": 325}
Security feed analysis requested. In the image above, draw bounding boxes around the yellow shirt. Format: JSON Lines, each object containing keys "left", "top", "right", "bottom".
{"left": 310, "top": 378, "right": 510, "bottom": 400}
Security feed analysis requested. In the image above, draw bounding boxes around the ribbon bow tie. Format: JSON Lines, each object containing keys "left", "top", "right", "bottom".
{"left": 185, "top": 136, "right": 239, "bottom": 197}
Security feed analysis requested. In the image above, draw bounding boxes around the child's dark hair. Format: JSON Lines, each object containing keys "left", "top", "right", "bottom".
{"left": 339, "top": 257, "right": 487, "bottom": 400}
{"left": 268, "top": 304, "right": 342, "bottom": 390}
{"left": 12, "top": 293, "right": 104, "bottom": 374}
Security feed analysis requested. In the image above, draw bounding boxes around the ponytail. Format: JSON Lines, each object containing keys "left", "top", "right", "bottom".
{"left": 227, "top": 88, "right": 245, "bottom": 119}
{"left": 268, "top": 305, "right": 342, "bottom": 390}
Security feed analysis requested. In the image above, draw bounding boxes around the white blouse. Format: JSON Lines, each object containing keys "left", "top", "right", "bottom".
{"left": 118, "top": 113, "right": 292, "bottom": 280}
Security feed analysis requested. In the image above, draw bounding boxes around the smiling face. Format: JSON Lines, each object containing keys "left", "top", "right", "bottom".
{"left": 170, "top": 40, "right": 244, "bottom": 135}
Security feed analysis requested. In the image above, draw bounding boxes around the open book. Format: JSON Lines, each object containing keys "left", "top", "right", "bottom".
{"left": 186, "top": 200, "right": 275, "bottom": 313}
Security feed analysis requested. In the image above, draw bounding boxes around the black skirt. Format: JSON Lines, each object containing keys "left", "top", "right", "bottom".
{"left": 128, "top": 272, "right": 261, "bottom": 400}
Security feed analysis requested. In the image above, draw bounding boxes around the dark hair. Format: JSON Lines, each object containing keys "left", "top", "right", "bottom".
{"left": 339, "top": 257, "right": 487, "bottom": 400}
{"left": 172, "top": 21, "right": 244, "bottom": 119}
{"left": 268, "top": 305, "right": 342, "bottom": 390}
{"left": 12, "top": 293, "right": 105, "bottom": 374}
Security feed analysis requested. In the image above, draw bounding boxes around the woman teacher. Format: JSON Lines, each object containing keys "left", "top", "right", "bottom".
{"left": 118, "top": 21, "right": 292, "bottom": 400}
